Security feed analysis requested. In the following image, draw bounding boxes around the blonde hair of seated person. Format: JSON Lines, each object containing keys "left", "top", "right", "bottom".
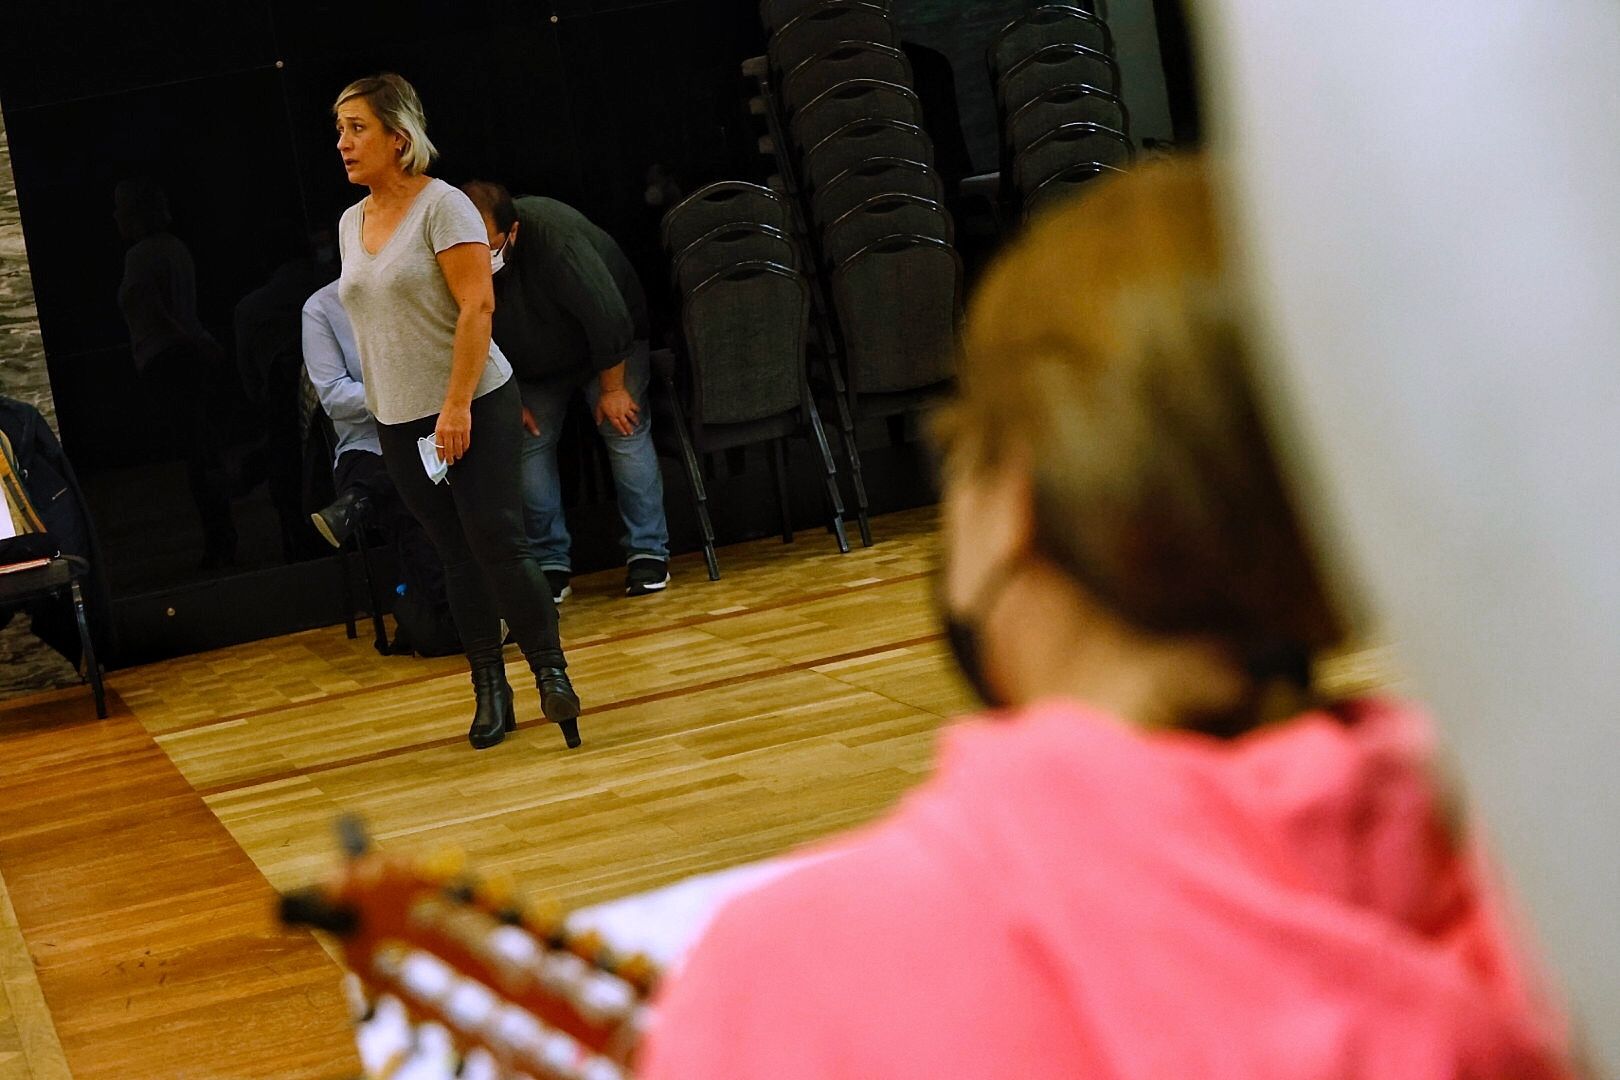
{"left": 933, "top": 155, "right": 1349, "bottom": 737}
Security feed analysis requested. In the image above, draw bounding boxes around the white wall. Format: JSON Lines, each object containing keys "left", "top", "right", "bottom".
{"left": 1199, "top": 2, "right": 1620, "bottom": 1068}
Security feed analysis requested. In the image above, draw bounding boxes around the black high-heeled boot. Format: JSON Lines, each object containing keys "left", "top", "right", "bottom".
{"left": 468, "top": 661, "right": 516, "bottom": 750}
{"left": 535, "top": 667, "right": 582, "bottom": 749}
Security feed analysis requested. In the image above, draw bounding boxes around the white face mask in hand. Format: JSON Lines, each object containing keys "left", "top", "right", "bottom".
{"left": 417, "top": 435, "right": 449, "bottom": 485}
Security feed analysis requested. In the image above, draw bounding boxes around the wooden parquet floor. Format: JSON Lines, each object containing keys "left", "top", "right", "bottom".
{"left": 0, "top": 507, "right": 972, "bottom": 1078}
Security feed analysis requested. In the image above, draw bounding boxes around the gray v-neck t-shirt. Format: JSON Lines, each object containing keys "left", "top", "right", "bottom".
{"left": 338, "top": 178, "right": 512, "bottom": 425}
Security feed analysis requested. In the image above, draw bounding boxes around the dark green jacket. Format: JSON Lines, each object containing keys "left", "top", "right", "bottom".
{"left": 492, "top": 196, "right": 649, "bottom": 386}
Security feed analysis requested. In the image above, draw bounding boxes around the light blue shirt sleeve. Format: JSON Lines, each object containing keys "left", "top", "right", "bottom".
{"left": 302, "top": 285, "right": 368, "bottom": 425}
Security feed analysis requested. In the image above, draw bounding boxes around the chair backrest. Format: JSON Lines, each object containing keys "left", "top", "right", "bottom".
{"left": 791, "top": 78, "right": 924, "bottom": 155}
{"left": 998, "top": 43, "right": 1120, "bottom": 118}
{"left": 990, "top": 5, "right": 1112, "bottom": 79}
{"left": 761, "top": 0, "right": 891, "bottom": 36}
{"left": 682, "top": 261, "right": 810, "bottom": 427}
{"left": 782, "top": 41, "right": 913, "bottom": 116}
{"left": 771, "top": 1, "right": 896, "bottom": 79}
{"left": 1012, "top": 121, "right": 1134, "bottom": 198}
{"left": 822, "top": 193, "right": 953, "bottom": 268}
{"left": 674, "top": 224, "right": 799, "bottom": 296}
{"left": 812, "top": 155, "right": 946, "bottom": 227}
{"left": 831, "top": 235, "right": 960, "bottom": 396}
{"left": 660, "top": 181, "right": 790, "bottom": 255}
{"left": 296, "top": 363, "right": 324, "bottom": 448}
{"left": 804, "top": 118, "right": 934, "bottom": 191}
{"left": 1021, "top": 162, "right": 1126, "bottom": 222}
{"left": 1007, "top": 83, "right": 1128, "bottom": 154}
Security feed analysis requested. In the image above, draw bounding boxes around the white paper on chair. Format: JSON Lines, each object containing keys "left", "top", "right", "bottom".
{"left": 0, "top": 486, "right": 17, "bottom": 541}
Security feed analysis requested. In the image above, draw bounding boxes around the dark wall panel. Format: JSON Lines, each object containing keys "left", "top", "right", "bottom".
{"left": 0, "top": 0, "right": 771, "bottom": 608}
{"left": 7, "top": 68, "right": 308, "bottom": 463}
{"left": 554, "top": 1, "right": 763, "bottom": 231}
{"left": 0, "top": 1, "right": 277, "bottom": 109}
{"left": 268, "top": 0, "right": 542, "bottom": 63}
{"left": 280, "top": 25, "right": 581, "bottom": 232}
{"left": 8, "top": 70, "right": 305, "bottom": 361}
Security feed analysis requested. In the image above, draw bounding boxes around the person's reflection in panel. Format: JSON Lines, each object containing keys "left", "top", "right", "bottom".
{"left": 234, "top": 219, "right": 331, "bottom": 563}
{"left": 113, "top": 177, "right": 238, "bottom": 570}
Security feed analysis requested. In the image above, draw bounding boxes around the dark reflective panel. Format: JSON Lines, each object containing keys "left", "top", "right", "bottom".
{"left": 0, "top": 1, "right": 276, "bottom": 109}
{"left": 2, "top": 0, "right": 805, "bottom": 651}
{"left": 8, "top": 68, "right": 311, "bottom": 592}
{"left": 554, "top": 0, "right": 761, "bottom": 331}
{"left": 268, "top": 0, "right": 541, "bottom": 64}
{"left": 280, "top": 23, "right": 580, "bottom": 233}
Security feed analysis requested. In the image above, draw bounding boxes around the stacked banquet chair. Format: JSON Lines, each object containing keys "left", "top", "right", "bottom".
{"left": 657, "top": 180, "right": 851, "bottom": 577}
{"left": 740, "top": 0, "right": 965, "bottom": 546}
{"left": 990, "top": 3, "right": 1134, "bottom": 222}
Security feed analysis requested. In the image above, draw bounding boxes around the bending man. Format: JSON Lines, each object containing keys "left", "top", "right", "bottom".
{"left": 462, "top": 180, "right": 670, "bottom": 601}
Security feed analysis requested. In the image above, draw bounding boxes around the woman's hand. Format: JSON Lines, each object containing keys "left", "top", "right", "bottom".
{"left": 435, "top": 401, "right": 473, "bottom": 465}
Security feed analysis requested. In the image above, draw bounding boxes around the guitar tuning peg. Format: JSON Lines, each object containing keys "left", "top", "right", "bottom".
{"left": 571, "top": 930, "right": 606, "bottom": 963}
{"left": 615, "top": 954, "right": 657, "bottom": 990}
{"left": 522, "top": 897, "right": 566, "bottom": 937}
{"left": 475, "top": 870, "right": 517, "bottom": 910}
{"left": 421, "top": 848, "right": 468, "bottom": 883}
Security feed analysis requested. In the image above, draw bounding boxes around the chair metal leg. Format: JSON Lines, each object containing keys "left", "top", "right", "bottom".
{"left": 664, "top": 372, "right": 721, "bottom": 580}
{"left": 834, "top": 390, "right": 872, "bottom": 547}
{"left": 692, "top": 478, "right": 720, "bottom": 581}
{"left": 770, "top": 438, "right": 794, "bottom": 544}
{"left": 806, "top": 403, "right": 850, "bottom": 554}
{"left": 805, "top": 328, "right": 873, "bottom": 549}
{"left": 798, "top": 189, "right": 871, "bottom": 548}
{"left": 336, "top": 545, "right": 358, "bottom": 640}
{"left": 70, "top": 580, "right": 107, "bottom": 719}
{"left": 352, "top": 531, "right": 390, "bottom": 655}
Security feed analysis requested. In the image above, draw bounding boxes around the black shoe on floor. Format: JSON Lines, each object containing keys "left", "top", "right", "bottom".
{"left": 626, "top": 558, "right": 670, "bottom": 597}
{"left": 544, "top": 570, "right": 572, "bottom": 604}
{"left": 468, "top": 663, "right": 516, "bottom": 750}
{"left": 536, "top": 667, "right": 582, "bottom": 749}
{"left": 311, "top": 491, "right": 370, "bottom": 549}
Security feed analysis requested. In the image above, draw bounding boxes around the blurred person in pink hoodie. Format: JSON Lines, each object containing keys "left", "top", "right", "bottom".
{"left": 638, "top": 156, "right": 1577, "bottom": 1079}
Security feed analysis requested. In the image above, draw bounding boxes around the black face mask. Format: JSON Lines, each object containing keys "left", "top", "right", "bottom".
{"left": 937, "top": 557, "right": 1018, "bottom": 710}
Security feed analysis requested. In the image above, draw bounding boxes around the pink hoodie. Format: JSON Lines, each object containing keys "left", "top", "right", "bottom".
{"left": 640, "top": 699, "right": 1572, "bottom": 1079}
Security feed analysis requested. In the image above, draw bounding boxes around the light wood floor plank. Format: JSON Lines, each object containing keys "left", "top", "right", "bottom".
{"left": 5, "top": 508, "right": 965, "bottom": 1076}
{"left": 0, "top": 695, "right": 356, "bottom": 1079}
{"left": 0, "top": 864, "right": 70, "bottom": 1080}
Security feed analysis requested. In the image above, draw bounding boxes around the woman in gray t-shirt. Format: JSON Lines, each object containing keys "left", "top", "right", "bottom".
{"left": 332, "top": 72, "right": 581, "bottom": 751}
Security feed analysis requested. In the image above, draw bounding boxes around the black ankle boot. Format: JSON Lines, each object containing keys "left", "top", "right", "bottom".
{"left": 311, "top": 490, "right": 370, "bottom": 549}
{"left": 468, "top": 663, "right": 516, "bottom": 750}
{"left": 536, "top": 667, "right": 582, "bottom": 749}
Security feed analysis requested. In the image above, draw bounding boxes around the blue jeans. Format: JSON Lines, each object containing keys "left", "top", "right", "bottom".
{"left": 517, "top": 342, "right": 670, "bottom": 572}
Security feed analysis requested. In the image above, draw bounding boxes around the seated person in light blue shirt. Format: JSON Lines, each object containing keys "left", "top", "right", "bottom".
{"left": 303, "top": 281, "right": 458, "bottom": 655}
{"left": 301, "top": 280, "right": 386, "bottom": 546}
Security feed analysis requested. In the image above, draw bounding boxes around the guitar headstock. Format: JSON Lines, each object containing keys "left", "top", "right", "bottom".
{"left": 280, "top": 819, "right": 658, "bottom": 1080}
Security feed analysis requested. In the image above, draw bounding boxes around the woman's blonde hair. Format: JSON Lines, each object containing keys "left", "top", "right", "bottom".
{"left": 333, "top": 73, "right": 438, "bottom": 176}
{"left": 936, "top": 155, "right": 1346, "bottom": 730}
